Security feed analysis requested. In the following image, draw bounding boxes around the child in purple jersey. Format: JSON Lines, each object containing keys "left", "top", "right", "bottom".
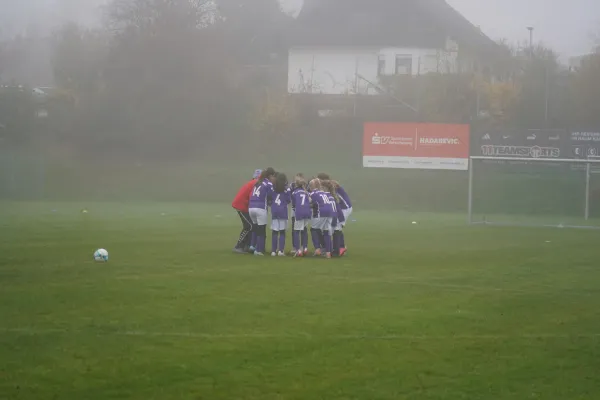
{"left": 308, "top": 178, "right": 323, "bottom": 255}
{"left": 331, "top": 195, "right": 346, "bottom": 256}
{"left": 309, "top": 179, "right": 335, "bottom": 258}
{"left": 320, "top": 180, "right": 339, "bottom": 258}
{"left": 248, "top": 167, "right": 276, "bottom": 256}
{"left": 318, "top": 173, "right": 351, "bottom": 256}
{"left": 270, "top": 173, "right": 291, "bottom": 256}
{"left": 291, "top": 177, "right": 311, "bottom": 257}
{"left": 289, "top": 173, "right": 307, "bottom": 255}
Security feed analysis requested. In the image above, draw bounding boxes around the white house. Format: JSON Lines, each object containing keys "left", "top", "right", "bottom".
{"left": 287, "top": 0, "right": 500, "bottom": 96}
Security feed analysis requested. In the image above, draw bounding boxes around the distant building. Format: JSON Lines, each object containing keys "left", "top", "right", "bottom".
{"left": 287, "top": 0, "right": 502, "bottom": 95}
{"left": 569, "top": 54, "right": 596, "bottom": 72}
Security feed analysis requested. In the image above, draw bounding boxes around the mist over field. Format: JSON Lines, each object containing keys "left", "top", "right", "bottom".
{"left": 1, "top": 0, "right": 599, "bottom": 212}
{"left": 3, "top": 1, "right": 600, "bottom": 399}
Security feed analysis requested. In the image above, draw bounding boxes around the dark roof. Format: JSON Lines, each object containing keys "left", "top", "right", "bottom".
{"left": 292, "top": 0, "right": 500, "bottom": 56}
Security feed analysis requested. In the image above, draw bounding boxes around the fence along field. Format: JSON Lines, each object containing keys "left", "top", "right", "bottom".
{"left": 2, "top": 123, "right": 600, "bottom": 221}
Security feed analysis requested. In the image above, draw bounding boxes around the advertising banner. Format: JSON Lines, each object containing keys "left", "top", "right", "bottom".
{"left": 363, "top": 123, "right": 470, "bottom": 170}
{"left": 471, "top": 129, "right": 600, "bottom": 160}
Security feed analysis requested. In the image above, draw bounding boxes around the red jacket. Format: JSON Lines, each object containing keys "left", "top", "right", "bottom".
{"left": 232, "top": 179, "right": 257, "bottom": 212}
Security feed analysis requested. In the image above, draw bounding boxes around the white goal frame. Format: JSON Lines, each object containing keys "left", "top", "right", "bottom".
{"left": 468, "top": 156, "right": 600, "bottom": 229}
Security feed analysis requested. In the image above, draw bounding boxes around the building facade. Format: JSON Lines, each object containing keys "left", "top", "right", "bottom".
{"left": 287, "top": 0, "right": 499, "bottom": 96}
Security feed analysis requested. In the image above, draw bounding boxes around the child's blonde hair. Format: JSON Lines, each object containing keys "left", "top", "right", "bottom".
{"left": 320, "top": 180, "right": 339, "bottom": 202}
{"left": 308, "top": 178, "right": 321, "bottom": 191}
{"left": 295, "top": 176, "right": 307, "bottom": 190}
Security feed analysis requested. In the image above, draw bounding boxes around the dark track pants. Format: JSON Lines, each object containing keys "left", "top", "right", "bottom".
{"left": 235, "top": 210, "right": 253, "bottom": 249}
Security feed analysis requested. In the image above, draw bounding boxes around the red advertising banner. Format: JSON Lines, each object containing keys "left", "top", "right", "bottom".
{"left": 363, "top": 122, "right": 470, "bottom": 170}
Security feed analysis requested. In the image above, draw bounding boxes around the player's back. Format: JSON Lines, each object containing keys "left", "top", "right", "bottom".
{"left": 311, "top": 190, "right": 334, "bottom": 218}
{"left": 249, "top": 179, "right": 273, "bottom": 210}
{"left": 292, "top": 188, "right": 311, "bottom": 219}
{"left": 271, "top": 188, "right": 290, "bottom": 219}
{"left": 336, "top": 186, "right": 352, "bottom": 209}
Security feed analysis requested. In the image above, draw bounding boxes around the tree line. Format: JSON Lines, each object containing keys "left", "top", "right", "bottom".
{"left": 1, "top": 0, "right": 600, "bottom": 159}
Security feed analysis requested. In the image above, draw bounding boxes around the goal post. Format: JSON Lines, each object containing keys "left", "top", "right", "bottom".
{"left": 468, "top": 156, "right": 600, "bottom": 229}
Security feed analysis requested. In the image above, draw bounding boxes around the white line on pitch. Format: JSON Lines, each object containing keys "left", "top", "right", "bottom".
{"left": 2, "top": 328, "right": 600, "bottom": 340}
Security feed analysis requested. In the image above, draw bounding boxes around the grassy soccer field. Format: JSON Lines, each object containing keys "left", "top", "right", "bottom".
{"left": 2, "top": 202, "right": 600, "bottom": 400}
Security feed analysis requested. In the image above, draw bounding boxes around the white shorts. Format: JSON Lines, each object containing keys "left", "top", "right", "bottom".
{"left": 341, "top": 207, "right": 353, "bottom": 227}
{"left": 312, "top": 217, "right": 332, "bottom": 232}
{"left": 249, "top": 208, "right": 268, "bottom": 226}
{"left": 271, "top": 219, "right": 288, "bottom": 231}
{"left": 294, "top": 219, "right": 309, "bottom": 231}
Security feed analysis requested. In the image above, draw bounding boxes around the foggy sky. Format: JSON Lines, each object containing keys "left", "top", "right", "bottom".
{"left": 283, "top": 0, "right": 599, "bottom": 57}
{"left": 1, "top": 0, "right": 598, "bottom": 58}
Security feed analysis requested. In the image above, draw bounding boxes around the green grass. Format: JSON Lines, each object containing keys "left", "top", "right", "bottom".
{"left": 2, "top": 202, "right": 600, "bottom": 399}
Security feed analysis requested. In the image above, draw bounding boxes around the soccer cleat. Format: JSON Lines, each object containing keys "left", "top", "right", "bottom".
{"left": 294, "top": 250, "right": 303, "bottom": 258}
{"left": 339, "top": 248, "right": 347, "bottom": 257}
{"left": 249, "top": 246, "right": 256, "bottom": 252}
{"left": 303, "top": 248, "right": 309, "bottom": 256}
{"left": 313, "top": 248, "right": 322, "bottom": 257}
{"left": 254, "top": 251, "right": 264, "bottom": 256}
{"left": 278, "top": 251, "right": 286, "bottom": 257}
{"left": 325, "top": 252, "right": 332, "bottom": 259}
{"left": 271, "top": 252, "right": 277, "bottom": 257}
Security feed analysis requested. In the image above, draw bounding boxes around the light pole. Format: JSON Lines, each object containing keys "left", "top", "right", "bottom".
{"left": 526, "top": 26, "right": 534, "bottom": 57}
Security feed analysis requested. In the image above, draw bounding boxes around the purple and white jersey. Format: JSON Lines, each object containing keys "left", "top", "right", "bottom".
{"left": 292, "top": 188, "right": 311, "bottom": 219}
{"left": 271, "top": 188, "right": 291, "bottom": 220}
{"left": 248, "top": 179, "right": 273, "bottom": 210}
{"left": 310, "top": 190, "right": 335, "bottom": 218}
{"left": 336, "top": 186, "right": 352, "bottom": 210}
{"left": 333, "top": 198, "right": 345, "bottom": 226}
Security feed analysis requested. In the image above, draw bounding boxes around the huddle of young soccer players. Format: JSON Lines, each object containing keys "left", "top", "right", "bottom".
{"left": 233, "top": 168, "right": 353, "bottom": 259}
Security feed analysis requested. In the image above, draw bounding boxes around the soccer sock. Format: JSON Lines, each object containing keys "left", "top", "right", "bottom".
{"left": 333, "top": 231, "right": 341, "bottom": 253}
{"left": 250, "top": 231, "right": 257, "bottom": 249}
{"left": 322, "top": 230, "right": 332, "bottom": 253}
{"left": 278, "top": 230, "right": 286, "bottom": 252}
{"left": 257, "top": 225, "right": 266, "bottom": 253}
{"left": 339, "top": 231, "right": 345, "bottom": 248}
{"left": 271, "top": 231, "right": 278, "bottom": 253}
{"left": 311, "top": 228, "right": 321, "bottom": 249}
{"left": 292, "top": 230, "right": 299, "bottom": 250}
{"left": 319, "top": 230, "right": 325, "bottom": 250}
{"left": 302, "top": 228, "right": 308, "bottom": 249}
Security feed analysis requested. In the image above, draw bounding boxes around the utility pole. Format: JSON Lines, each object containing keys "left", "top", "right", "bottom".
{"left": 526, "top": 26, "right": 534, "bottom": 57}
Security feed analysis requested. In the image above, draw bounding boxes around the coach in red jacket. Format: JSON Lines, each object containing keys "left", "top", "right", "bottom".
{"left": 232, "top": 169, "right": 262, "bottom": 253}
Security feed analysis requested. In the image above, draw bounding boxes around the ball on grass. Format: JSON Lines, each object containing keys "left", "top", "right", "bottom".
{"left": 93, "top": 248, "right": 109, "bottom": 262}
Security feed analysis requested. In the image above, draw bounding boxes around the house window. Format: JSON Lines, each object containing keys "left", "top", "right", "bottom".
{"left": 377, "top": 55, "right": 386, "bottom": 76}
{"left": 395, "top": 55, "right": 413, "bottom": 75}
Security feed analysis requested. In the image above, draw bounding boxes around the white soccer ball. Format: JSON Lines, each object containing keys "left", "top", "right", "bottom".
{"left": 94, "top": 248, "right": 109, "bottom": 262}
